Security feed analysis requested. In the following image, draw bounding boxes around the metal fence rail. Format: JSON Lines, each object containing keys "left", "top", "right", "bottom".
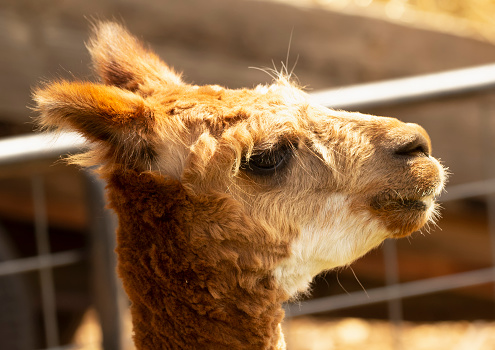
{"left": 0, "top": 250, "right": 84, "bottom": 277}
{"left": 310, "top": 62, "right": 495, "bottom": 110}
{"left": 286, "top": 266, "right": 495, "bottom": 317}
{"left": 0, "top": 62, "right": 495, "bottom": 349}
{"left": 0, "top": 132, "right": 86, "bottom": 166}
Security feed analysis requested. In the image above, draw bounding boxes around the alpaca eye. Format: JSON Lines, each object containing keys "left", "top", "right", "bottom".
{"left": 242, "top": 143, "right": 294, "bottom": 175}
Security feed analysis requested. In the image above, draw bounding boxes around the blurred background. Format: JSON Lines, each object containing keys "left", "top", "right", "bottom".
{"left": 1, "top": 0, "right": 495, "bottom": 349}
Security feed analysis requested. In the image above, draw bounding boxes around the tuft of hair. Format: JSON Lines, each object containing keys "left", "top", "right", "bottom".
{"left": 87, "top": 21, "right": 183, "bottom": 92}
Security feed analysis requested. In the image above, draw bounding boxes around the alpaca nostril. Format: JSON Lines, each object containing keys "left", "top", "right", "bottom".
{"left": 395, "top": 133, "right": 431, "bottom": 157}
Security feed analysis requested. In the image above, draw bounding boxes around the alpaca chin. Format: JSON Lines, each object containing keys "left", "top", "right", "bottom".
{"left": 272, "top": 194, "right": 389, "bottom": 298}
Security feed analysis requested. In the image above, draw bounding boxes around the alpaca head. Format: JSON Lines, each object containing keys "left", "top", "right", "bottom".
{"left": 35, "top": 22, "right": 446, "bottom": 298}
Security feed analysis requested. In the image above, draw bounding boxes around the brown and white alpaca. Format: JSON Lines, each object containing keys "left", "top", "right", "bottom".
{"left": 34, "top": 22, "right": 446, "bottom": 350}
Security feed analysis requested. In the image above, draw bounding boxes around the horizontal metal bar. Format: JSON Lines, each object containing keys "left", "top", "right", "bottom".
{"left": 310, "top": 63, "right": 495, "bottom": 110}
{"left": 0, "top": 132, "right": 87, "bottom": 166}
{"left": 0, "top": 250, "right": 85, "bottom": 277}
{"left": 440, "top": 179, "right": 495, "bottom": 202}
{"left": 285, "top": 266, "right": 495, "bottom": 318}
{"left": 36, "top": 345, "right": 88, "bottom": 350}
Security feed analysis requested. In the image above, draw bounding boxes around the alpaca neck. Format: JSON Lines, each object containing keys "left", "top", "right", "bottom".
{"left": 128, "top": 280, "right": 287, "bottom": 350}
{"left": 106, "top": 171, "right": 290, "bottom": 349}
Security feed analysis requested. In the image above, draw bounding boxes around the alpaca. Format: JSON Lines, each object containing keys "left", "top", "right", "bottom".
{"left": 34, "top": 22, "right": 446, "bottom": 350}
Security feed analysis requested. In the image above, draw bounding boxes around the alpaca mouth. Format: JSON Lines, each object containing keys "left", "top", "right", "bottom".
{"left": 370, "top": 195, "right": 432, "bottom": 212}
{"left": 369, "top": 189, "right": 438, "bottom": 237}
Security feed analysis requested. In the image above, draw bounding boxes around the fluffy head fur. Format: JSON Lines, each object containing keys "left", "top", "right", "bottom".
{"left": 34, "top": 22, "right": 447, "bottom": 349}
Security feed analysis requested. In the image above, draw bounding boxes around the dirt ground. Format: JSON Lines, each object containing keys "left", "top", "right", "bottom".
{"left": 284, "top": 317, "right": 495, "bottom": 350}
{"left": 73, "top": 309, "right": 495, "bottom": 350}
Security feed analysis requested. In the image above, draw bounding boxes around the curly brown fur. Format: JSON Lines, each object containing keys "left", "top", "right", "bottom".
{"left": 107, "top": 170, "right": 288, "bottom": 349}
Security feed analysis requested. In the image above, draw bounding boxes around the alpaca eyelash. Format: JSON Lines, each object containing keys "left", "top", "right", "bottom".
{"left": 241, "top": 142, "right": 296, "bottom": 176}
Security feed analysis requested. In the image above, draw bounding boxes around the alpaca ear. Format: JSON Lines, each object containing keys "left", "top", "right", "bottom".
{"left": 88, "top": 22, "right": 183, "bottom": 92}
{"left": 34, "top": 81, "right": 156, "bottom": 168}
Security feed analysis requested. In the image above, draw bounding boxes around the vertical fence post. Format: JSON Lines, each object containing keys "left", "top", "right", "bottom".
{"left": 85, "top": 172, "right": 129, "bottom": 350}
{"left": 481, "top": 100, "right": 495, "bottom": 311}
{"left": 383, "top": 239, "right": 403, "bottom": 349}
{"left": 488, "top": 195, "right": 495, "bottom": 311}
{"left": 31, "top": 174, "right": 60, "bottom": 348}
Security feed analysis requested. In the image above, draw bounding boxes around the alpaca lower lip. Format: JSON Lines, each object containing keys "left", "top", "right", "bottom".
{"left": 396, "top": 199, "right": 426, "bottom": 210}
{"left": 372, "top": 196, "right": 435, "bottom": 238}
{"left": 397, "top": 199, "right": 428, "bottom": 211}
{"left": 370, "top": 196, "right": 429, "bottom": 211}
